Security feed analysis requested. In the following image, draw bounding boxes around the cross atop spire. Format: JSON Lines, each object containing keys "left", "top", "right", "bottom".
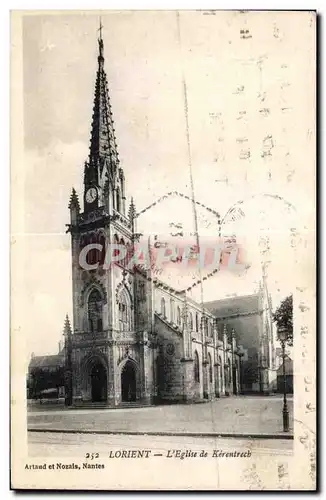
{"left": 98, "top": 17, "right": 103, "bottom": 39}
{"left": 85, "top": 22, "right": 120, "bottom": 184}
{"left": 98, "top": 17, "right": 104, "bottom": 59}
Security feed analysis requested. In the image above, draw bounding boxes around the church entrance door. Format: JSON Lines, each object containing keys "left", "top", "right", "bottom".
{"left": 121, "top": 361, "right": 136, "bottom": 402}
{"left": 91, "top": 362, "right": 107, "bottom": 402}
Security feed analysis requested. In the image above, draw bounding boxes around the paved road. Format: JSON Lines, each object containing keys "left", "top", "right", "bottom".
{"left": 28, "top": 431, "right": 293, "bottom": 458}
{"left": 28, "top": 396, "right": 293, "bottom": 436}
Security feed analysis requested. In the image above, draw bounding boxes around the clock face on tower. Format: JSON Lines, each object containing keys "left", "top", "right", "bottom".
{"left": 86, "top": 187, "right": 97, "bottom": 204}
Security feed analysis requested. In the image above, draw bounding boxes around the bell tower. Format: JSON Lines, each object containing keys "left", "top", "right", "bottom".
{"left": 65, "top": 24, "right": 155, "bottom": 407}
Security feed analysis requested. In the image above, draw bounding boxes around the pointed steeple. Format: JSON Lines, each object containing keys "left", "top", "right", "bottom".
{"left": 87, "top": 21, "right": 119, "bottom": 178}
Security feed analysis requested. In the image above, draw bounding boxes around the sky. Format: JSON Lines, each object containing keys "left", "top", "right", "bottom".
{"left": 19, "top": 11, "right": 315, "bottom": 356}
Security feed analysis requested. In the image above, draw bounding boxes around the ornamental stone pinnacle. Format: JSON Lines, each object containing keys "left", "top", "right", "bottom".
{"left": 128, "top": 197, "right": 136, "bottom": 222}
{"left": 223, "top": 324, "right": 228, "bottom": 341}
{"left": 68, "top": 188, "right": 80, "bottom": 211}
{"left": 63, "top": 314, "right": 72, "bottom": 336}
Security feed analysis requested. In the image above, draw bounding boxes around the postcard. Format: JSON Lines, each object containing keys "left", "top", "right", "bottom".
{"left": 11, "top": 10, "right": 316, "bottom": 490}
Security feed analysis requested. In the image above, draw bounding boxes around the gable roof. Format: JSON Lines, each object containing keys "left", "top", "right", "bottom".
{"left": 204, "top": 294, "right": 260, "bottom": 319}
{"left": 29, "top": 354, "right": 64, "bottom": 370}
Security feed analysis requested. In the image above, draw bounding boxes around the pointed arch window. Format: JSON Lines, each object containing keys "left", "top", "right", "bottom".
{"left": 170, "top": 299, "right": 175, "bottom": 323}
{"left": 161, "top": 297, "right": 166, "bottom": 318}
{"left": 188, "top": 312, "right": 193, "bottom": 331}
{"left": 195, "top": 313, "right": 199, "bottom": 332}
{"left": 88, "top": 288, "right": 103, "bottom": 333}
{"left": 177, "top": 306, "right": 181, "bottom": 326}
{"left": 139, "top": 282, "right": 146, "bottom": 301}
{"left": 126, "top": 241, "right": 133, "bottom": 269}
{"left": 116, "top": 188, "right": 121, "bottom": 213}
{"left": 120, "top": 177, "right": 125, "bottom": 209}
{"left": 203, "top": 317, "right": 208, "bottom": 336}
{"left": 208, "top": 353, "right": 213, "bottom": 383}
{"left": 120, "top": 238, "right": 127, "bottom": 268}
{"left": 118, "top": 291, "right": 130, "bottom": 331}
{"left": 98, "top": 233, "right": 106, "bottom": 266}
{"left": 83, "top": 233, "right": 102, "bottom": 267}
{"left": 194, "top": 350, "right": 200, "bottom": 383}
{"left": 85, "top": 234, "right": 93, "bottom": 266}
{"left": 112, "top": 234, "right": 120, "bottom": 259}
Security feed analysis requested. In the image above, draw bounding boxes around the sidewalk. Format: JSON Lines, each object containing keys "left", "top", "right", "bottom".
{"left": 28, "top": 396, "right": 294, "bottom": 439}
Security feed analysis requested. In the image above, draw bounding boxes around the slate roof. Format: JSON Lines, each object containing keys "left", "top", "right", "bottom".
{"left": 204, "top": 294, "right": 260, "bottom": 319}
{"left": 29, "top": 354, "right": 64, "bottom": 370}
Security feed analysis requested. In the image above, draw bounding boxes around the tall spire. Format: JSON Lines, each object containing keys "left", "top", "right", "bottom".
{"left": 87, "top": 20, "right": 119, "bottom": 178}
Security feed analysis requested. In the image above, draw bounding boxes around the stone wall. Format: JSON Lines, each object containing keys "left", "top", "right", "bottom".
{"left": 154, "top": 315, "right": 185, "bottom": 402}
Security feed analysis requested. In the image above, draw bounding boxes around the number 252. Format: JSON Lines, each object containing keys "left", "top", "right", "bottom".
{"left": 85, "top": 453, "right": 99, "bottom": 460}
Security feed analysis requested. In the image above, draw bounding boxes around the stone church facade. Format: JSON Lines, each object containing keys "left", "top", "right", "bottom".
{"left": 28, "top": 31, "right": 277, "bottom": 406}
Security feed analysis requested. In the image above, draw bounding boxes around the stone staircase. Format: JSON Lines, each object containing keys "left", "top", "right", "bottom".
{"left": 71, "top": 401, "right": 152, "bottom": 410}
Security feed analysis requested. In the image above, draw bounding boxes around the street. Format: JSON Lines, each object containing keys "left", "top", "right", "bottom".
{"left": 28, "top": 395, "right": 293, "bottom": 436}
{"left": 26, "top": 396, "right": 295, "bottom": 490}
{"left": 28, "top": 430, "right": 293, "bottom": 457}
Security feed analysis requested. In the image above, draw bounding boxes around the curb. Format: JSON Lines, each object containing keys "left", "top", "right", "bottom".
{"left": 28, "top": 428, "right": 294, "bottom": 440}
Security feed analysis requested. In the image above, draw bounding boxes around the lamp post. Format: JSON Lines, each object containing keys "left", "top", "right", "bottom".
{"left": 278, "top": 326, "right": 289, "bottom": 432}
{"left": 237, "top": 346, "right": 245, "bottom": 395}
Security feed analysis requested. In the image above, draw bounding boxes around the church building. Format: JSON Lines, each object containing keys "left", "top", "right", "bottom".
{"left": 28, "top": 30, "right": 277, "bottom": 407}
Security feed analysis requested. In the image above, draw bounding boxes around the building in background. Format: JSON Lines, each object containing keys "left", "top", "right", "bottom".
{"left": 276, "top": 355, "right": 293, "bottom": 394}
{"left": 27, "top": 351, "right": 65, "bottom": 400}
{"left": 205, "top": 285, "right": 277, "bottom": 394}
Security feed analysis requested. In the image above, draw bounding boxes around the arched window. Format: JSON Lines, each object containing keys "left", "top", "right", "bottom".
{"left": 139, "top": 282, "right": 145, "bottom": 301}
{"left": 189, "top": 312, "right": 193, "bottom": 331}
{"left": 204, "top": 317, "right": 208, "bottom": 336}
{"left": 112, "top": 234, "right": 120, "bottom": 261}
{"left": 208, "top": 353, "right": 213, "bottom": 383}
{"left": 170, "top": 299, "right": 174, "bottom": 323}
{"left": 79, "top": 236, "right": 86, "bottom": 269}
{"left": 194, "top": 350, "right": 200, "bottom": 383}
{"left": 120, "top": 238, "right": 126, "bottom": 267}
{"left": 161, "top": 297, "right": 166, "bottom": 317}
{"left": 116, "top": 188, "right": 121, "bottom": 212}
{"left": 195, "top": 313, "right": 199, "bottom": 332}
{"left": 177, "top": 306, "right": 181, "bottom": 326}
{"left": 88, "top": 289, "right": 103, "bottom": 332}
{"left": 98, "top": 234, "right": 106, "bottom": 266}
{"left": 118, "top": 292, "right": 129, "bottom": 331}
{"left": 86, "top": 234, "right": 95, "bottom": 266}
{"left": 126, "top": 241, "right": 133, "bottom": 269}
